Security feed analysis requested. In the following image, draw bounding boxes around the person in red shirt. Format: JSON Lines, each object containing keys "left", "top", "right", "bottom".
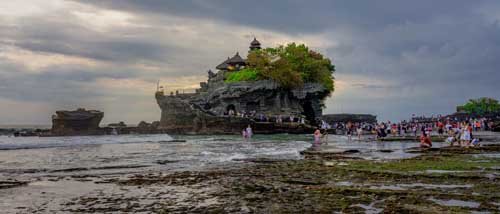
{"left": 420, "top": 133, "right": 432, "bottom": 148}
{"left": 437, "top": 121, "right": 444, "bottom": 136}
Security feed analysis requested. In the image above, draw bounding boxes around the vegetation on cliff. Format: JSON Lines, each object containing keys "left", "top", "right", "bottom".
{"left": 225, "top": 43, "right": 335, "bottom": 93}
{"left": 458, "top": 97, "right": 500, "bottom": 115}
{"left": 224, "top": 68, "right": 259, "bottom": 83}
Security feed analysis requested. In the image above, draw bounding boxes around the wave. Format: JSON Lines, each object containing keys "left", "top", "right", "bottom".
{"left": 0, "top": 134, "right": 173, "bottom": 150}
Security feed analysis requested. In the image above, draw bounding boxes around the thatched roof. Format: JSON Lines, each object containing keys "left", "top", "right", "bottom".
{"left": 227, "top": 52, "right": 245, "bottom": 65}
{"left": 216, "top": 57, "right": 231, "bottom": 70}
{"left": 250, "top": 37, "right": 261, "bottom": 50}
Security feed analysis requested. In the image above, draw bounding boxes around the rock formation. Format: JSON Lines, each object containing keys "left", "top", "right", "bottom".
{"left": 51, "top": 108, "right": 104, "bottom": 136}
{"left": 321, "top": 114, "right": 377, "bottom": 124}
{"left": 156, "top": 39, "right": 330, "bottom": 134}
{"left": 493, "top": 121, "right": 500, "bottom": 132}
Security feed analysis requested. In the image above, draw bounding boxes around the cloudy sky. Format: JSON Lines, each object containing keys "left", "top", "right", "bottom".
{"left": 1, "top": 0, "right": 500, "bottom": 125}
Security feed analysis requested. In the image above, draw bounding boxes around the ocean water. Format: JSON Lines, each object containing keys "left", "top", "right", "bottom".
{"left": 0, "top": 133, "right": 455, "bottom": 178}
{"left": 0, "top": 134, "right": 312, "bottom": 177}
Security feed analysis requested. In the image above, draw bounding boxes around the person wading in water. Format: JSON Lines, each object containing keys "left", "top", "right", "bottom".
{"left": 420, "top": 132, "right": 432, "bottom": 148}
{"left": 313, "top": 129, "right": 322, "bottom": 148}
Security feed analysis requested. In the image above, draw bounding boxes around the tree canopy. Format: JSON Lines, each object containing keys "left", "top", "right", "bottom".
{"left": 226, "top": 43, "right": 335, "bottom": 94}
{"left": 459, "top": 97, "right": 500, "bottom": 115}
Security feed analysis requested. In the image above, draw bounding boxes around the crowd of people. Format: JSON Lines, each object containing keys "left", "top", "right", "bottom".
{"left": 236, "top": 112, "right": 495, "bottom": 150}
{"left": 226, "top": 109, "right": 308, "bottom": 124}
{"left": 317, "top": 116, "right": 495, "bottom": 149}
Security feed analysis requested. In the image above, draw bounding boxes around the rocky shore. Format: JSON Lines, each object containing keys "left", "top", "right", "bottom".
{"left": 64, "top": 145, "right": 499, "bottom": 213}
{"left": 2, "top": 135, "right": 499, "bottom": 213}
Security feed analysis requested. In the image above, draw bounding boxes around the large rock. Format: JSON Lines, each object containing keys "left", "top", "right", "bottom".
{"left": 156, "top": 80, "right": 328, "bottom": 134}
{"left": 155, "top": 39, "right": 332, "bottom": 134}
{"left": 51, "top": 108, "right": 104, "bottom": 136}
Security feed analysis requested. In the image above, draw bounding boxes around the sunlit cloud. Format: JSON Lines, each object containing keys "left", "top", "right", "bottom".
{"left": 0, "top": 0, "right": 69, "bottom": 18}
{"left": 0, "top": 46, "right": 102, "bottom": 72}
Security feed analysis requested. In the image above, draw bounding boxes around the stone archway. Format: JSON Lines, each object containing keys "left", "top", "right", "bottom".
{"left": 302, "top": 101, "right": 316, "bottom": 125}
{"left": 226, "top": 104, "right": 236, "bottom": 115}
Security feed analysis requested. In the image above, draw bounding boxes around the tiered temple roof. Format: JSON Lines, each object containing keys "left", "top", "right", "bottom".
{"left": 215, "top": 38, "right": 261, "bottom": 71}
{"left": 249, "top": 37, "right": 261, "bottom": 50}
{"left": 227, "top": 52, "right": 245, "bottom": 65}
{"left": 216, "top": 57, "right": 231, "bottom": 70}
{"left": 216, "top": 52, "right": 245, "bottom": 71}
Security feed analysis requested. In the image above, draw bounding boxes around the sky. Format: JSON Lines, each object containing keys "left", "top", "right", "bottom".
{"left": 1, "top": 0, "right": 500, "bottom": 125}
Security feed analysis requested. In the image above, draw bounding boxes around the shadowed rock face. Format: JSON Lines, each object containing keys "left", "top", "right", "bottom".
{"left": 156, "top": 80, "right": 329, "bottom": 134}
{"left": 493, "top": 121, "right": 500, "bottom": 132}
{"left": 51, "top": 108, "right": 104, "bottom": 136}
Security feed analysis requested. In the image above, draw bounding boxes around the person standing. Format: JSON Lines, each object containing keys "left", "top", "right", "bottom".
{"left": 242, "top": 129, "right": 248, "bottom": 140}
{"left": 314, "top": 129, "right": 322, "bottom": 146}
{"left": 437, "top": 121, "right": 444, "bottom": 137}
{"left": 475, "top": 120, "right": 481, "bottom": 132}
{"left": 357, "top": 126, "right": 363, "bottom": 140}
{"left": 346, "top": 121, "right": 353, "bottom": 141}
{"left": 460, "top": 123, "right": 471, "bottom": 147}
{"left": 245, "top": 125, "right": 253, "bottom": 139}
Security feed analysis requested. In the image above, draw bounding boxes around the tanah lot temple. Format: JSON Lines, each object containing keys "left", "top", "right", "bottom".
{"left": 155, "top": 38, "right": 331, "bottom": 134}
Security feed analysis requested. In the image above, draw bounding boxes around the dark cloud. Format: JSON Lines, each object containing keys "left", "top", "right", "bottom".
{"left": 72, "top": 0, "right": 481, "bottom": 34}
{"left": 2, "top": 0, "right": 500, "bottom": 124}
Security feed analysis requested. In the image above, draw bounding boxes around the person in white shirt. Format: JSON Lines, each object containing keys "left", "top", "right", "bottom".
{"left": 245, "top": 125, "right": 253, "bottom": 139}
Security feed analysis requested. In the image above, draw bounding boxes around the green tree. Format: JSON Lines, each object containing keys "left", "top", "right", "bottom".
{"left": 245, "top": 43, "right": 335, "bottom": 93}
{"left": 460, "top": 97, "right": 500, "bottom": 115}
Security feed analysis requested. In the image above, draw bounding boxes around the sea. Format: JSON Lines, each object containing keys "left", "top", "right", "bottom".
{"left": 0, "top": 134, "right": 312, "bottom": 174}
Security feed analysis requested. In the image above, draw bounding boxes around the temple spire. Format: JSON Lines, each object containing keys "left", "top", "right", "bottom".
{"left": 249, "top": 37, "right": 261, "bottom": 51}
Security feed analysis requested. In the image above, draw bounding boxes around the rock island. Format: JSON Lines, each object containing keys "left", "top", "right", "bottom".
{"left": 155, "top": 38, "right": 335, "bottom": 134}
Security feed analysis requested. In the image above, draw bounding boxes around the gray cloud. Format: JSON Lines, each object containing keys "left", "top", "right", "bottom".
{"left": 1, "top": 0, "right": 500, "bottom": 124}
{"left": 72, "top": 0, "right": 482, "bottom": 34}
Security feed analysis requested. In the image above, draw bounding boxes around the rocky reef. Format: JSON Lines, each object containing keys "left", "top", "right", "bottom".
{"left": 156, "top": 39, "right": 331, "bottom": 134}
{"left": 50, "top": 108, "right": 104, "bottom": 136}
{"left": 321, "top": 113, "right": 377, "bottom": 124}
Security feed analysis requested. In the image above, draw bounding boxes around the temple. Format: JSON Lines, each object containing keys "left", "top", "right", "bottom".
{"left": 155, "top": 38, "right": 330, "bottom": 134}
